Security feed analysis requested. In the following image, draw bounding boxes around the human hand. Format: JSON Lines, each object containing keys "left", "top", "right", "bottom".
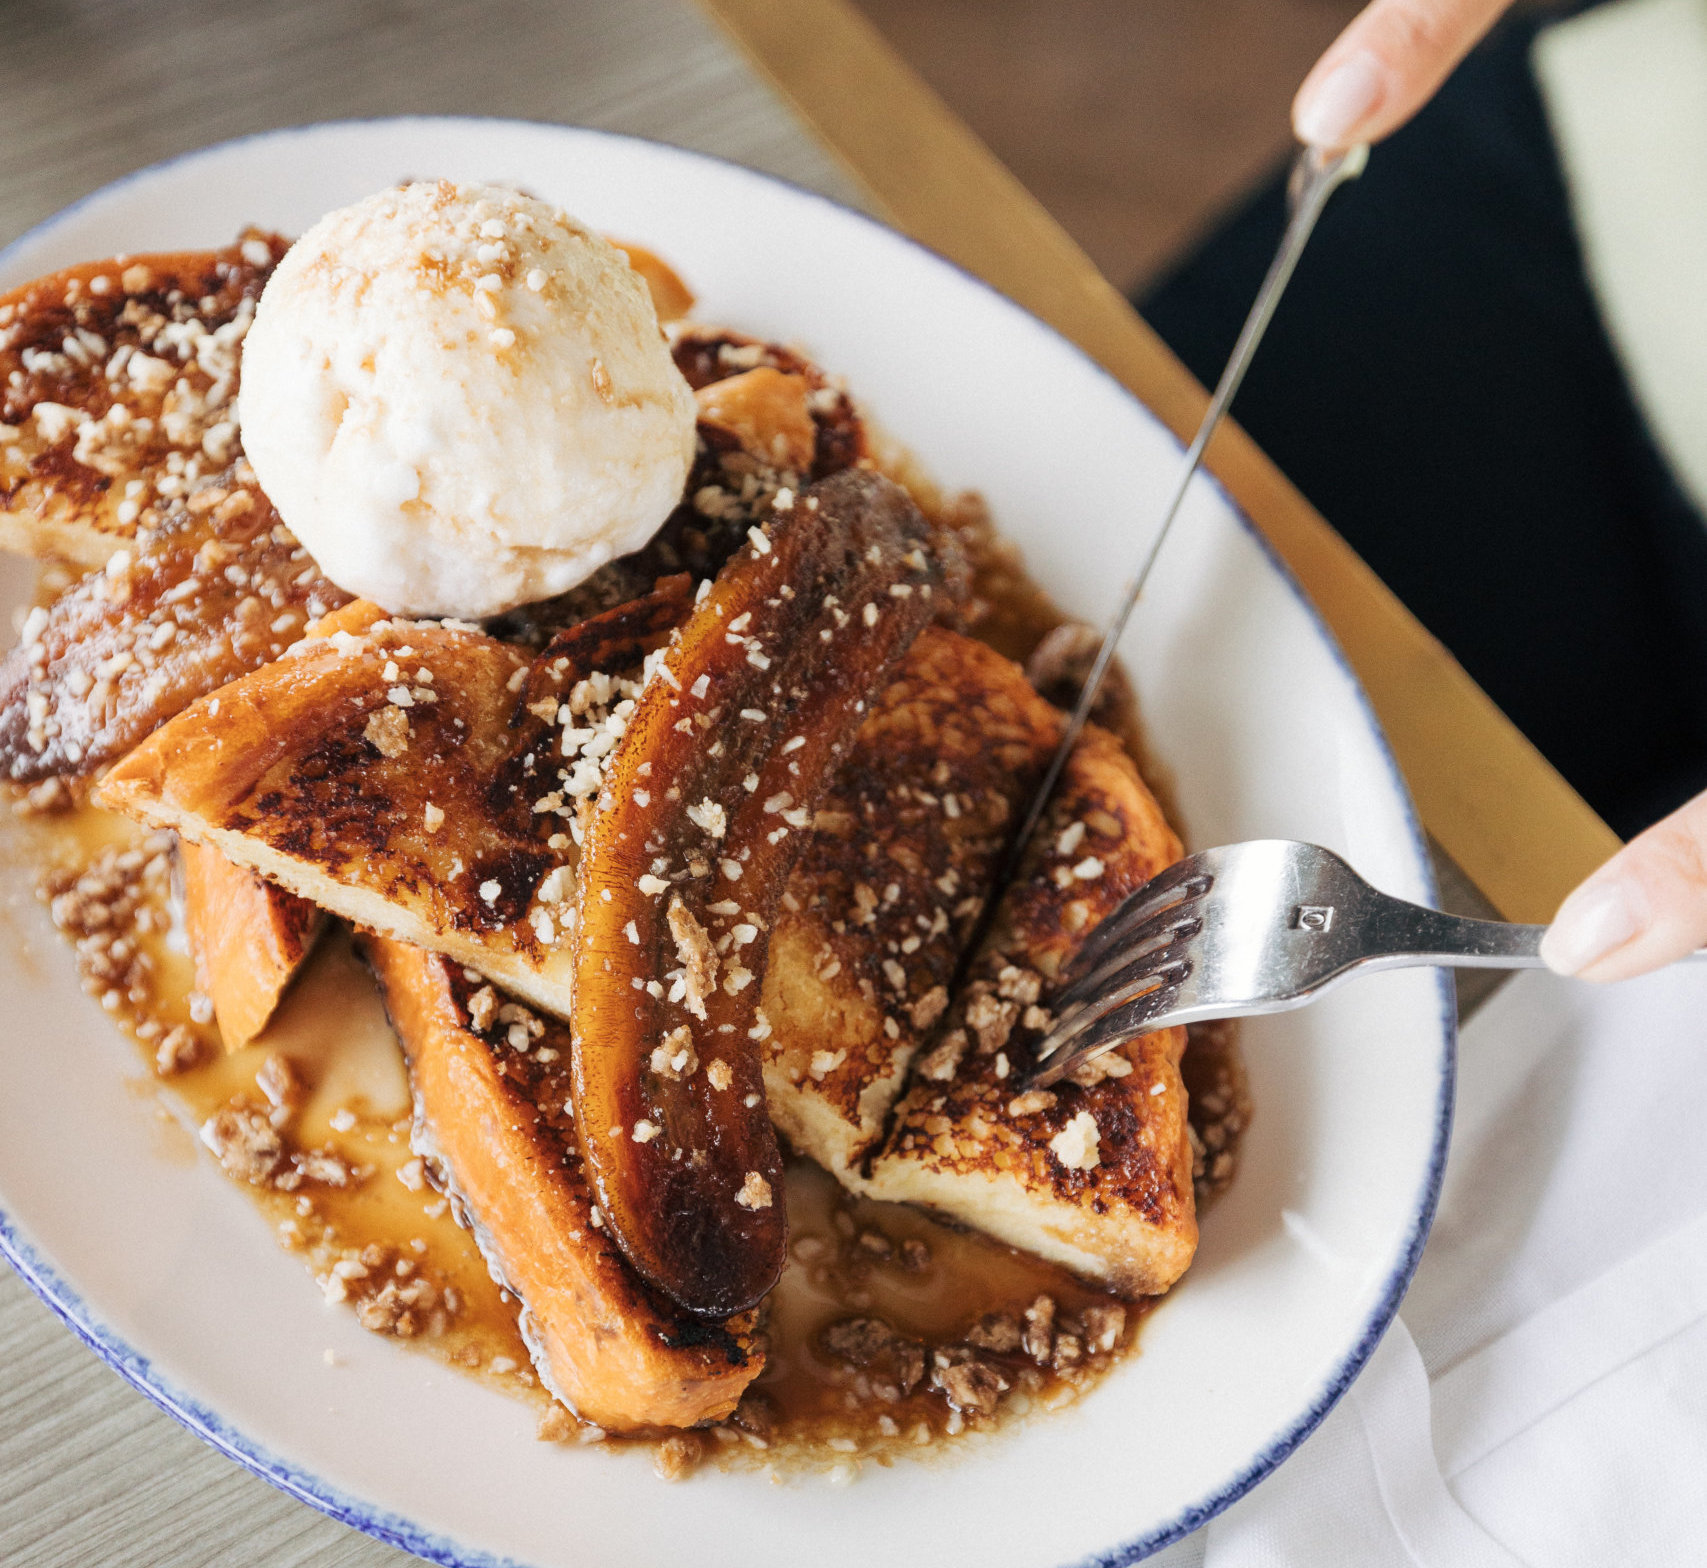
{"left": 1293, "top": 0, "right": 1517, "bottom": 149}
{"left": 1541, "top": 792, "right": 1707, "bottom": 980}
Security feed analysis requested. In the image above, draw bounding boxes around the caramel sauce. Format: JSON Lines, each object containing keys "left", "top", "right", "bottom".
{"left": 10, "top": 798, "right": 537, "bottom": 1393}
{"left": 5, "top": 489, "right": 1249, "bottom": 1480}
{"left": 748, "top": 1161, "right": 1158, "bottom": 1467}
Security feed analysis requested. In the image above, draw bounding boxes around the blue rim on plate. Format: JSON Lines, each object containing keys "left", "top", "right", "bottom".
{"left": 0, "top": 117, "right": 1456, "bottom": 1568}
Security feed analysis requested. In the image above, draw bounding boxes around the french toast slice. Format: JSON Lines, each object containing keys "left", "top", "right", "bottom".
{"left": 180, "top": 843, "right": 325, "bottom": 1051}
{"left": 0, "top": 477, "right": 348, "bottom": 782}
{"left": 0, "top": 236, "right": 286, "bottom": 567}
{"left": 758, "top": 626, "right": 1062, "bottom": 1181}
{"left": 864, "top": 725, "right": 1197, "bottom": 1296}
{"left": 365, "top": 936, "right": 762, "bottom": 1431}
{"left": 93, "top": 610, "right": 587, "bottom": 1015}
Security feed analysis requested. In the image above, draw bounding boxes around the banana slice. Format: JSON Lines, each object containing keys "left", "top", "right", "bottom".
{"left": 572, "top": 467, "right": 961, "bottom": 1316}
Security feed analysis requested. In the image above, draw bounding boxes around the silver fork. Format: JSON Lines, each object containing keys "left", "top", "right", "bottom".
{"left": 1026, "top": 839, "right": 1668, "bottom": 1090}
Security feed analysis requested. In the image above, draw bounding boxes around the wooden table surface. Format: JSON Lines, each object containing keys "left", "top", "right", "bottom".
{"left": 0, "top": 1, "right": 1573, "bottom": 1562}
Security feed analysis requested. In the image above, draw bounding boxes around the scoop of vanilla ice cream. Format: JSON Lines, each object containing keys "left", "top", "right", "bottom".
{"left": 238, "top": 181, "right": 697, "bottom": 618}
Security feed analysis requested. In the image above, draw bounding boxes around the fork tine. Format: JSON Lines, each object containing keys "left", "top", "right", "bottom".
{"left": 1027, "top": 976, "right": 1189, "bottom": 1089}
{"left": 1022, "top": 855, "right": 1210, "bottom": 1090}
{"left": 1064, "top": 857, "right": 1213, "bottom": 980}
{"left": 1034, "top": 949, "right": 1192, "bottom": 1063}
{"left": 1052, "top": 912, "right": 1202, "bottom": 1014}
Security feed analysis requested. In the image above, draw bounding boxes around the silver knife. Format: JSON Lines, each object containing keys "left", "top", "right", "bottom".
{"left": 999, "top": 141, "right": 1370, "bottom": 890}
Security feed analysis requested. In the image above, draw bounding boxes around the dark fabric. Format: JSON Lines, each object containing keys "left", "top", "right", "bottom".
{"left": 1137, "top": 14, "right": 1707, "bottom": 839}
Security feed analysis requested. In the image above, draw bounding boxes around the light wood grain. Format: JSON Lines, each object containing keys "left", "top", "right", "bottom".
{"left": 702, "top": 0, "right": 1622, "bottom": 924}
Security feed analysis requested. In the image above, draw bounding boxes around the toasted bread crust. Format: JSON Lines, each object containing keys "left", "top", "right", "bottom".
{"left": 365, "top": 937, "right": 762, "bottom": 1431}
{"left": 0, "top": 237, "right": 286, "bottom": 567}
{"left": 760, "top": 627, "right": 1062, "bottom": 1179}
{"left": 865, "top": 726, "right": 1197, "bottom": 1295}
{"left": 181, "top": 843, "right": 325, "bottom": 1050}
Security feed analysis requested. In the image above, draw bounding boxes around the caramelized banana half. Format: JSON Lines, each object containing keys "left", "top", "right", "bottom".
{"left": 573, "top": 468, "right": 962, "bottom": 1317}
{"left": 0, "top": 481, "right": 347, "bottom": 782}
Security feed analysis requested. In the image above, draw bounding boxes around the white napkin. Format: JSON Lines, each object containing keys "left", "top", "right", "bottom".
{"left": 1151, "top": 962, "right": 1707, "bottom": 1566}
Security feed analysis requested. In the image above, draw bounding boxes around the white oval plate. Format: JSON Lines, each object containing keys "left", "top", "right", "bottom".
{"left": 0, "top": 119, "right": 1452, "bottom": 1567}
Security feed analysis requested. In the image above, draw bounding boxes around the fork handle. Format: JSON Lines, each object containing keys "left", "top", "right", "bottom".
{"left": 1365, "top": 903, "right": 1707, "bottom": 971}
{"left": 1363, "top": 904, "right": 1549, "bottom": 969}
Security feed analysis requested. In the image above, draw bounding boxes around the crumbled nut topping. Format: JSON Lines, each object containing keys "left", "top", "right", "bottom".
{"left": 1048, "top": 1110, "right": 1102, "bottom": 1172}
{"left": 649, "top": 1024, "right": 698, "bottom": 1081}
{"left": 965, "top": 989, "right": 1018, "bottom": 1054}
{"left": 916, "top": 1028, "right": 966, "bottom": 1082}
{"left": 667, "top": 895, "right": 717, "bottom": 1020}
{"left": 200, "top": 1103, "right": 283, "bottom": 1184}
{"left": 1067, "top": 1050, "right": 1133, "bottom": 1088}
{"left": 37, "top": 832, "right": 182, "bottom": 1048}
{"left": 653, "top": 1432, "right": 705, "bottom": 1481}
{"left": 466, "top": 985, "right": 498, "bottom": 1033}
{"left": 909, "top": 984, "right": 949, "bottom": 1031}
{"left": 1006, "top": 1088, "right": 1056, "bottom": 1118}
{"left": 966, "top": 1312, "right": 1022, "bottom": 1353}
{"left": 1022, "top": 1293, "right": 1056, "bottom": 1363}
{"left": 734, "top": 1170, "right": 773, "bottom": 1210}
{"left": 256, "top": 1051, "right": 303, "bottom": 1126}
{"left": 363, "top": 703, "right": 411, "bottom": 758}
{"left": 932, "top": 1348, "right": 1008, "bottom": 1416}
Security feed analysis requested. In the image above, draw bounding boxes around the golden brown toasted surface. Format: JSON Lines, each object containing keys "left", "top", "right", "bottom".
{"left": 0, "top": 236, "right": 286, "bottom": 567}
{"left": 93, "top": 583, "right": 699, "bottom": 1020}
{"left": 93, "top": 611, "right": 580, "bottom": 1010}
{"left": 0, "top": 479, "right": 348, "bottom": 783}
{"left": 760, "top": 626, "right": 1062, "bottom": 1180}
{"left": 364, "top": 936, "right": 762, "bottom": 1431}
{"left": 694, "top": 368, "right": 816, "bottom": 473}
{"left": 571, "top": 468, "right": 959, "bottom": 1319}
{"left": 180, "top": 842, "right": 324, "bottom": 1051}
{"left": 865, "top": 725, "right": 1197, "bottom": 1296}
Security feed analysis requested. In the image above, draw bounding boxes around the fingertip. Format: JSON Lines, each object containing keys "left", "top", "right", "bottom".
{"left": 1293, "top": 49, "right": 1388, "bottom": 149}
{"left": 1541, "top": 795, "right": 1707, "bottom": 980}
{"left": 1539, "top": 877, "right": 1642, "bottom": 977}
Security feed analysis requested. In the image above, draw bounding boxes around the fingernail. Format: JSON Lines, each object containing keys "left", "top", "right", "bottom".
{"left": 1294, "top": 50, "right": 1386, "bottom": 148}
{"left": 1540, "top": 877, "right": 1644, "bottom": 976}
